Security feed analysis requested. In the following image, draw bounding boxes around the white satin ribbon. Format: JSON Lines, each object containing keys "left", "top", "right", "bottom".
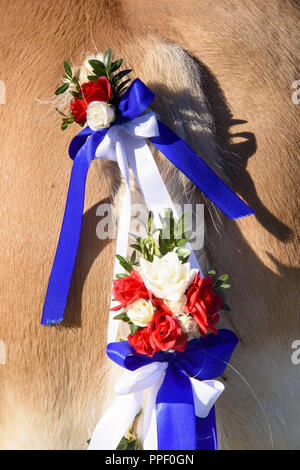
{"left": 89, "top": 112, "right": 208, "bottom": 450}
{"left": 88, "top": 361, "right": 224, "bottom": 450}
{"left": 94, "top": 111, "right": 202, "bottom": 343}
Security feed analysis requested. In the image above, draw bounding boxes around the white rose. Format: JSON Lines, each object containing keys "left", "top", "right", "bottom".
{"left": 126, "top": 299, "right": 155, "bottom": 327}
{"left": 165, "top": 295, "right": 187, "bottom": 315}
{"left": 177, "top": 314, "right": 199, "bottom": 338}
{"left": 86, "top": 101, "right": 115, "bottom": 130}
{"left": 139, "top": 252, "right": 197, "bottom": 301}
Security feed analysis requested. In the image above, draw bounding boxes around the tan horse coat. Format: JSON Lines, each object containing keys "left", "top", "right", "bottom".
{"left": 0, "top": 0, "right": 299, "bottom": 449}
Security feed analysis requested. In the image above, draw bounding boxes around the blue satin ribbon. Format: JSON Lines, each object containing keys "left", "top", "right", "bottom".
{"left": 41, "top": 78, "right": 253, "bottom": 325}
{"left": 107, "top": 328, "right": 238, "bottom": 450}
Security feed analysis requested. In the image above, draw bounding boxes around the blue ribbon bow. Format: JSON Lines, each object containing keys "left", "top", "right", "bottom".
{"left": 106, "top": 328, "right": 238, "bottom": 450}
{"left": 41, "top": 78, "right": 253, "bottom": 325}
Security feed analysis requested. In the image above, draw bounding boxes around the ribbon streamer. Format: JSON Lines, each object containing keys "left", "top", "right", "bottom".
{"left": 95, "top": 112, "right": 201, "bottom": 342}
{"left": 42, "top": 78, "right": 253, "bottom": 326}
{"left": 88, "top": 329, "right": 238, "bottom": 450}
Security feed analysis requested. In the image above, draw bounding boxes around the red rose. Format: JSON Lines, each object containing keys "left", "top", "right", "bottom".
{"left": 148, "top": 306, "right": 188, "bottom": 353}
{"left": 70, "top": 77, "right": 112, "bottom": 125}
{"left": 128, "top": 303, "right": 188, "bottom": 357}
{"left": 70, "top": 97, "right": 87, "bottom": 124}
{"left": 81, "top": 76, "right": 112, "bottom": 104}
{"left": 111, "top": 270, "right": 149, "bottom": 311}
{"left": 128, "top": 327, "right": 157, "bottom": 357}
{"left": 185, "top": 274, "right": 224, "bottom": 336}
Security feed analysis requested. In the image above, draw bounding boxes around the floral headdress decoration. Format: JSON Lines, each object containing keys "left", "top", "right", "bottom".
{"left": 55, "top": 49, "right": 131, "bottom": 130}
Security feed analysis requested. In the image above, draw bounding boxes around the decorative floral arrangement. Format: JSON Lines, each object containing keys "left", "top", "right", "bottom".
{"left": 43, "top": 49, "right": 253, "bottom": 450}
{"left": 54, "top": 49, "right": 131, "bottom": 130}
{"left": 111, "top": 210, "right": 230, "bottom": 357}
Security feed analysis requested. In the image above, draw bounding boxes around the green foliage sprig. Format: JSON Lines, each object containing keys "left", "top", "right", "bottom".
{"left": 55, "top": 60, "right": 82, "bottom": 97}
{"left": 112, "top": 209, "right": 193, "bottom": 329}
{"left": 116, "top": 407, "right": 142, "bottom": 450}
{"left": 208, "top": 270, "right": 231, "bottom": 311}
{"left": 113, "top": 311, "right": 140, "bottom": 336}
{"left": 87, "top": 48, "right": 132, "bottom": 107}
{"left": 113, "top": 209, "right": 192, "bottom": 285}
{"left": 54, "top": 50, "right": 132, "bottom": 130}
{"left": 115, "top": 250, "right": 139, "bottom": 277}
{"left": 129, "top": 209, "right": 192, "bottom": 264}
{"left": 55, "top": 60, "right": 83, "bottom": 130}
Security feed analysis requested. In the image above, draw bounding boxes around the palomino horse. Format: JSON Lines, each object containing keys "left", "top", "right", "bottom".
{"left": 0, "top": 0, "right": 299, "bottom": 449}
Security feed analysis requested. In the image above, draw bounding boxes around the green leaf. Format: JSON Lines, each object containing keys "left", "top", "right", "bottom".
{"left": 116, "top": 254, "right": 133, "bottom": 273}
{"left": 176, "top": 247, "right": 191, "bottom": 263}
{"left": 117, "top": 79, "right": 131, "bottom": 93}
{"left": 110, "top": 58, "right": 123, "bottom": 73}
{"left": 62, "top": 116, "right": 74, "bottom": 124}
{"left": 115, "top": 273, "right": 129, "bottom": 279}
{"left": 88, "top": 60, "right": 106, "bottom": 76}
{"left": 158, "top": 232, "right": 170, "bottom": 256}
{"left": 87, "top": 75, "right": 98, "bottom": 81}
{"left": 113, "top": 69, "right": 132, "bottom": 85}
{"left": 87, "top": 75, "right": 99, "bottom": 82}
{"left": 70, "top": 91, "right": 82, "bottom": 98}
{"left": 208, "top": 270, "right": 216, "bottom": 276}
{"left": 61, "top": 121, "right": 68, "bottom": 131}
{"left": 223, "top": 303, "right": 231, "bottom": 311}
{"left": 214, "top": 281, "right": 222, "bottom": 289}
{"left": 147, "top": 211, "right": 154, "bottom": 233}
{"left": 130, "top": 251, "right": 136, "bottom": 264}
{"left": 92, "top": 69, "right": 107, "bottom": 78}
{"left": 130, "top": 243, "right": 143, "bottom": 254}
{"left": 55, "top": 83, "right": 69, "bottom": 95}
{"left": 104, "top": 48, "right": 112, "bottom": 67}
{"left": 221, "top": 283, "right": 231, "bottom": 289}
{"left": 117, "top": 436, "right": 138, "bottom": 450}
{"left": 175, "top": 238, "right": 189, "bottom": 247}
{"left": 116, "top": 436, "right": 130, "bottom": 450}
{"left": 88, "top": 59, "right": 105, "bottom": 68}
{"left": 113, "top": 312, "right": 130, "bottom": 323}
{"left": 55, "top": 107, "right": 68, "bottom": 117}
{"left": 126, "top": 439, "right": 139, "bottom": 450}
{"left": 64, "top": 61, "right": 72, "bottom": 78}
{"left": 72, "top": 76, "right": 81, "bottom": 90}
{"left": 119, "top": 85, "right": 129, "bottom": 95}
{"left": 153, "top": 244, "right": 161, "bottom": 257}
{"left": 116, "top": 407, "right": 142, "bottom": 450}
{"left": 129, "top": 323, "right": 140, "bottom": 336}
{"left": 169, "top": 210, "right": 175, "bottom": 243}
{"left": 174, "top": 214, "right": 186, "bottom": 240}
{"left": 218, "top": 274, "right": 229, "bottom": 282}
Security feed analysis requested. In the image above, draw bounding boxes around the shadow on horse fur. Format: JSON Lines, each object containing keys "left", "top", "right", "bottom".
{"left": 62, "top": 199, "right": 114, "bottom": 328}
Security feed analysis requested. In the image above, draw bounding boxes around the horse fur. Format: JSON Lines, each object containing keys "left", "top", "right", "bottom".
{"left": 0, "top": 0, "right": 299, "bottom": 449}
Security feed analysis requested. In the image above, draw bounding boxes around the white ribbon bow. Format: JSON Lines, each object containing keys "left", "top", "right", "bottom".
{"left": 94, "top": 111, "right": 202, "bottom": 343}
{"left": 88, "top": 361, "right": 224, "bottom": 450}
